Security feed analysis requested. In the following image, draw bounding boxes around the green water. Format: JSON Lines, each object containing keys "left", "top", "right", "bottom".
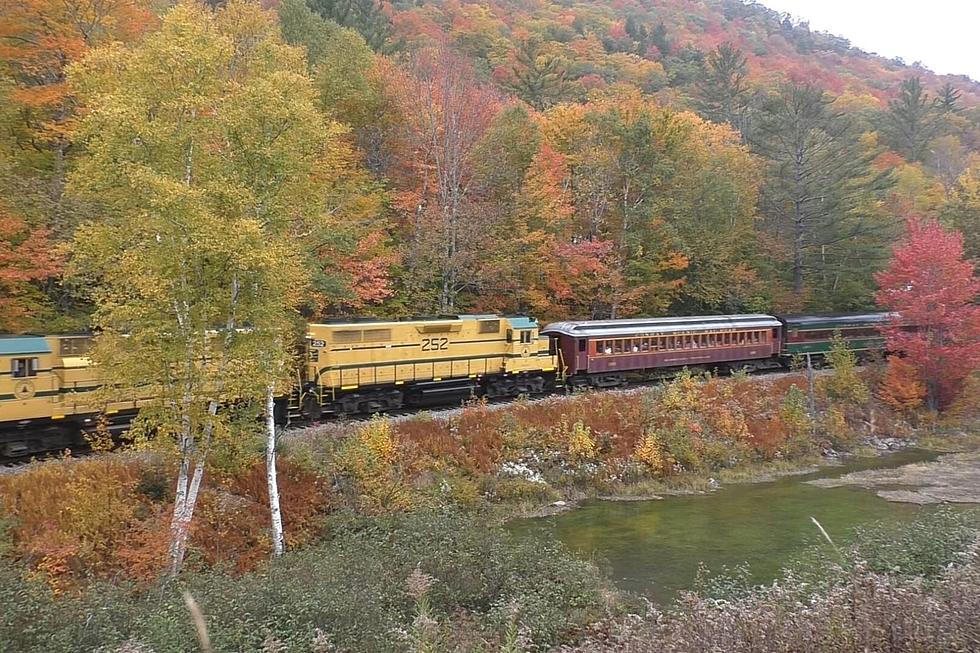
{"left": 512, "top": 450, "right": 938, "bottom": 604}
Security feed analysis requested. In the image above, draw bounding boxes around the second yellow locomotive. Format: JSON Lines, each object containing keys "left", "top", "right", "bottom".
{"left": 299, "top": 315, "right": 559, "bottom": 417}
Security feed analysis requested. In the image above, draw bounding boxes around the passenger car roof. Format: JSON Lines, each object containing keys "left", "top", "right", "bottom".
{"left": 541, "top": 315, "right": 781, "bottom": 337}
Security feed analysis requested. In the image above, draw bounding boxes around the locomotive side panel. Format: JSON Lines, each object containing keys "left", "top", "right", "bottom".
{"left": 302, "top": 315, "right": 559, "bottom": 414}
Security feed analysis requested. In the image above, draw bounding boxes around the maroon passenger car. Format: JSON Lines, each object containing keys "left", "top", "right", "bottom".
{"left": 542, "top": 314, "right": 783, "bottom": 388}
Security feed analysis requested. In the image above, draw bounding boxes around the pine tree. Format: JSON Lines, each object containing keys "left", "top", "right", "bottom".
{"left": 751, "top": 82, "right": 893, "bottom": 305}
{"left": 886, "top": 76, "right": 938, "bottom": 162}
{"left": 506, "top": 40, "right": 570, "bottom": 111}
{"left": 696, "top": 43, "right": 750, "bottom": 130}
{"left": 306, "top": 0, "right": 396, "bottom": 53}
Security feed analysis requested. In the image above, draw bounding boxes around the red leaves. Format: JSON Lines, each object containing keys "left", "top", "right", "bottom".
{"left": 0, "top": 208, "right": 64, "bottom": 331}
{"left": 875, "top": 217, "right": 980, "bottom": 409}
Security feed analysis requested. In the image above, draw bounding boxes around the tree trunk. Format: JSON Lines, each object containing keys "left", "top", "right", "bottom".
{"left": 266, "top": 383, "right": 285, "bottom": 557}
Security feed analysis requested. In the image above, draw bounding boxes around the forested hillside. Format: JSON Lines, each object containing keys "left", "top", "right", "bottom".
{"left": 2, "top": 0, "right": 979, "bottom": 331}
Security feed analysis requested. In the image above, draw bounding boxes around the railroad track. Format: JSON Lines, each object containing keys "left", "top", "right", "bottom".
{"left": 1, "top": 367, "right": 819, "bottom": 471}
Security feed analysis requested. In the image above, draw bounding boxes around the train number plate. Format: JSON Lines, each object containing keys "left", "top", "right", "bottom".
{"left": 311, "top": 339, "right": 326, "bottom": 348}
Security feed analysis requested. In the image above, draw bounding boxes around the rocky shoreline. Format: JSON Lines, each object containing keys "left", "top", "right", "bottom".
{"left": 808, "top": 450, "right": 980, "bottom": 504}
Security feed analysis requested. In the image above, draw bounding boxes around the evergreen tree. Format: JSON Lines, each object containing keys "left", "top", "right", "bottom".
{"left": 936, "top": 82, "right": 962, "bottom": 115}
{"left": 752, "top": 83, "right": 893, "bottom": 306}
{"left": 696, "top": 43, "right": 750, "bottom": 130}
{"left": 506, "top": 40, "right": 570, "bottom": 111}
{"left": 306, "top": 0, "right": 396, "bottom": 53}
{"left": 886, "top": 76, "right": 938, "bottom": 162}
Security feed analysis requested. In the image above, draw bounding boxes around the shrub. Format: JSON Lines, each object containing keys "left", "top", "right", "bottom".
{"left": 0, "top": 510, "right": 609, "bottom": 653}
{"left": 634, "top": 431, "right": 669, "bottom": 476}
{"left": 335, "top": 417, "right": 412, "bottom": 513}
{"left": 562, "top": 418, "right": 597, "bottom": 462}
{"left": 821, "top": 332, "right": 870, "bottom": 405}
{"left": 878, "top": 355, "right": 927, "bottom": 414}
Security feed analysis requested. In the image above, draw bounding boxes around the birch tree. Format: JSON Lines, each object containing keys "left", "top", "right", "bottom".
{"left": 68, "top": 0, "right": 339, "bottom": 577}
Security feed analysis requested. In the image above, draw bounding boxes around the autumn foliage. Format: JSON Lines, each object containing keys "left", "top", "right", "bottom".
{"left": 878, "top": 355, "right": 927, "bottom": 413}
{"left": 875, "top": 217, "right": 980, "bottom": 409}
{"left": 0, "top": 204, "right": 63, "bottom": 331}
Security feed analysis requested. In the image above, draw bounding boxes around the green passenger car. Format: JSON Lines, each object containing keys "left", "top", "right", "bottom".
{"left": 778, "top": 313, "right": 892, "bottom": 357}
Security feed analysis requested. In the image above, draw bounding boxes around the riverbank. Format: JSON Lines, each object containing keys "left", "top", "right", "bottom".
{"left": 0, "top": 368, "right": 978, "bottom": 651}
{"left": 0, "top": 370, "right": 967, "bottom": 588}
{"left": 810, "top": 450, "right": 980, "bottom": 504}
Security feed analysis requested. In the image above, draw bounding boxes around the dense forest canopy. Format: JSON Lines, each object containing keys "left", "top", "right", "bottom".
{"left": 2, "top": 0, "right": 979, "bottom": 331}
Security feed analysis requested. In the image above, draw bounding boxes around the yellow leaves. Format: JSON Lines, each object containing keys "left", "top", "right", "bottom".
{"left": 557, "top": 417, "right": 596, "bottom": 462}
{"left": 336, "top": 417, "right": 412, "bottom": 514}
{"left": 660, "top": 371, "right": 704, "bottom": 413}
{"left": 634, "top": 431, "right": 670, "bottom": 475}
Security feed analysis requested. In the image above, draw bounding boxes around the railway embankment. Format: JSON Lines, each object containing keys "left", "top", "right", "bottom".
{"left": 0, "top": 367, "right": 978, "bottom": 652}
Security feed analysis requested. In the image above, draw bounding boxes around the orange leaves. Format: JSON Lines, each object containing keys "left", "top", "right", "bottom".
{"left": 0, "top": 205, "right": 64, "bottom": 331}
{"left": 0, "top": 455, "right": 331, "bottom": 585}
{"left": 0, "top": 0, "right": 153, "bottom": 146}
{"left": 878, "top": 355, "right": 926, "bottom": 413}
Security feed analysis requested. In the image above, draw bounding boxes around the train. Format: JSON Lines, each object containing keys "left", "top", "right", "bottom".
{"left": 0, "top": 312, "right": 891, "bottom": 457}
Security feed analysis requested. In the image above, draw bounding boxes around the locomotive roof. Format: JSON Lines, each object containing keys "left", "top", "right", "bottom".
{"left": 541, "top": 314, "right": 781, "bottom": 337}
{"left": 309, "top": 314, "right": 538, "bottom": 330}
{"left": 0, "top": 335, "right": 52, "bottom": 355}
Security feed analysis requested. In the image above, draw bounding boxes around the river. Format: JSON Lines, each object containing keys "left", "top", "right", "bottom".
{"left": 511, "top": 450, "right": 942, "bottom": 604}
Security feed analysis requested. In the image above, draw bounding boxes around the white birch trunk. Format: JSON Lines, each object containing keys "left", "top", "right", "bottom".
{"left": 266, "top": 383, "right": 285, "bottom": 557}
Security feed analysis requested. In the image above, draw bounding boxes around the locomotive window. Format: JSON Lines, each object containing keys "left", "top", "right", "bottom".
{"left": 478, "top": 320, "right": 500, "bottom": 334}
{"left": 519, "top": 330, "right": 533, "bottom": 344}
{"left": 12, "top": 357, "right": 38, "bottom": 378}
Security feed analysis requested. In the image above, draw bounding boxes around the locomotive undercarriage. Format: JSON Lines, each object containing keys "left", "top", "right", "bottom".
{"left": 301, "top": 372, "right": 554, "bottom": 419}
{"left": 0, "top": 411, "right": 137, "bottom": 459}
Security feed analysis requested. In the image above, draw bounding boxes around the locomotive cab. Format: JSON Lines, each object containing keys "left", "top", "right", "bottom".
{"left": 0, "top": 336, "right": 58, "bottom": 427}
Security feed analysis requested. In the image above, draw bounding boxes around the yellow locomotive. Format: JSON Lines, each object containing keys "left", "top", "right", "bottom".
{"left": 0, "top": 334, "right": 149, "bottom": 456}
{"left": 299, "top": 315, "right": 559, "bottom": 417}
{"left": 0, "top": 314, "right": 561, "bottom": 454}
